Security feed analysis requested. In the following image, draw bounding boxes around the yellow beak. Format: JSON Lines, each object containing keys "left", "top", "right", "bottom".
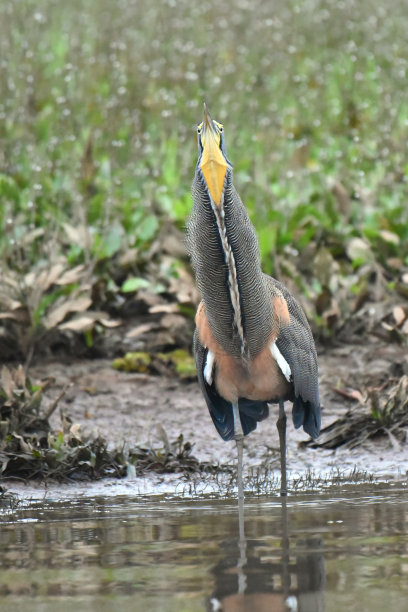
{"left": 200, "top": 104, "right": 228, "bottom": 206}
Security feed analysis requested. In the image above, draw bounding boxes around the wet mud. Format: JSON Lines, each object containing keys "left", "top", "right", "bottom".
{"left": 3, "top": 337, "right": 408, "bottom": 500}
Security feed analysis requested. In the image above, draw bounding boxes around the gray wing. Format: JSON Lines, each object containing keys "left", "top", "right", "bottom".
{"left": 265, "top": 275, "right": 321, "bottom": 439}
{"left": 193, "top": 329, "right": 235, "bottom": 440}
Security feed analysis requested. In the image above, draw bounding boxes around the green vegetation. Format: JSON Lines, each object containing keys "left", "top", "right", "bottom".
{"left": 113, "top": 349, "right": 196, "bottom": 377}
{"left": 0, "top": 0, "right": 407, "bottom": 359}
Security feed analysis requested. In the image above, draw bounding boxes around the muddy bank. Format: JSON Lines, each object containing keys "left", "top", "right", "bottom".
{"left": 2, "top": 337, "right": 407, "bottom": 501}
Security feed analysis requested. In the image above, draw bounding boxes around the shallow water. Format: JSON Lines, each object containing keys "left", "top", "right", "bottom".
{"left": 1, "top": 485, "right": 408, "bottom": 611}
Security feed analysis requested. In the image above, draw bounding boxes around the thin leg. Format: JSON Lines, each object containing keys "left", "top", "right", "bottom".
{"left": 281, "top": 495, "right": 290, "bottom": 596}
{"left": 237, "top": 487, "right": 247, "bottom": 595}
{"left": 277, "top": 399, "right": 287, "bottom": 496}
{"left": 232, "top": 403, "right": 244, "bottom": 501}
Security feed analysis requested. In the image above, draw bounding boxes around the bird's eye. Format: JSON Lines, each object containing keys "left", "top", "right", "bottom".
{"left": 214, "top": 121, "right": 224, "bottom": 133}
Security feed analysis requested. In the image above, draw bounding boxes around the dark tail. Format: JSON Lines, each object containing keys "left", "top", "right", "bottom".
{"left": 209, "top": 398, "right": 269, "bottom": 441}
{"left": 292, "top": 396, "right": 321, "bottom": 440}
{"left": 238, "top": 398, "right": 269, "bottom": 436}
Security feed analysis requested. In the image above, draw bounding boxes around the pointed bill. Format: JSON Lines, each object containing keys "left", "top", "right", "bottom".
{"left": 200, "top": 104, "right": 228, "bottom": 206}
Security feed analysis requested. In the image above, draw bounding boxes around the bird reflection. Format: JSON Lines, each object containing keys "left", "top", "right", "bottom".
{"left": 209, "top": 497, "right": 325, "bottom": 611}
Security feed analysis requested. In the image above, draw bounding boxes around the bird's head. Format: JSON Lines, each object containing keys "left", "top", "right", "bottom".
{"left": 196, "top": 103, "right": 231, "bottom": 206}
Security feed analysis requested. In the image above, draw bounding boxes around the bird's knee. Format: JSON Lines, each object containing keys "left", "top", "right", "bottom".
{"left": 276, "top": 412, "right": 287, "bottom": 433}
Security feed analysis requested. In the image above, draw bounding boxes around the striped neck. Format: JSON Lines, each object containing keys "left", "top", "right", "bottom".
{"left": 189, "top": 169, "right": 274, "bottom": 360}
{"left": 210, "top": 191, "right": 247, "bottom": 357}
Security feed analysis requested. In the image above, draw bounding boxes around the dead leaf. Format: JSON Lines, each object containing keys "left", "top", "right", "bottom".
{"left": 314, "top": 248, "right": 337, "bottom": 288}
{"left": 1, "top": 366, "right": 15, "bottom": 397}
{"left": 36, "top": 263, "right": 66, "bottom": 292}
{"left": 14, "top": 365, "right": 26, "bottom": 388}
{"left": 23, "top": 271, "right": 35, "bottom": 288}
{"left": 21, "top": 227, "right": 45, "bottom": 246}
{"left": 58, "top": 315, "right": 95, "bottom": 332}
{"left": 56, "top": 311, "right": 119, "bottom": 331}
{"left": 118, "top": 248, "right": 139, "bottom": 267}
{"left": 379, "top": 230, "right": 400, "bottom": 245}
{"left": 63, "top": 223, "right": 89, "bottom": 247}
{"left": 69, "top": 423, "right": 82, "bottom": 440}
{"left": 149, "top": 423, "right": 170, "bottom": 454}
{"left": 386, "top": 257, "right": 403, "bottom": 269}
{"left": 393, "top": 306, "right": 406, "bottom": 327}
{"left": 346, "top": 238, "right": 374, "bottom": 264}
{"left": 168, "top": 268, "right": 199, "bottom": 304}
{"left": 160, "top": 314, "right": 187, "bottom": 331}
{"left": 44, "top": 296, "right": 93, "bottom": 329}
{"left": 0, "top": 275, "right": 19, "bottom": 299}
{"left": 135, "top": 290, "right": 162, "bottom": 308}
{"left": 97, "top": 317, "right": 122, "bottom": 328}
{"left": 333, "top": 387, "right": 364, "bottom": 402}
{"left": 0, "top": 307, "right": 30, "bottom": 324}
{"left": 161, "top": 230, "right": 187, "bottom": 257}
{"left": 55, "top": 265, "right": 86, "bottom": 286}
{"left": 381, "top": 322, "right": 394, "bottom": 331}
{"left": 331, "top": 181, "right": 351, "bottom": 219}
{"left": 149, "top": 303, "right": 179, "bottom": 314}
{"left": 126, "top": 322, "right": 157, "bottom": 339}
{"left": 0, "top": 297, "right": 23, "bottom": 311}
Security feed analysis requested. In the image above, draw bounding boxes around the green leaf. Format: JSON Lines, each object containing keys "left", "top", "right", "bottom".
{"left": 93, "top": 223, "right": 125, "bottom": 259}
{"left": 258, "top": 225, "right": 277, "bottom": 259}
{"left": 84, "top": 329, "right": 93, "bottom": 348}
{"left": 121, "top": 277, "right": 150, "bottom": 293}
{"left": 136, "top": 215, "right": 159, "bottom": 243}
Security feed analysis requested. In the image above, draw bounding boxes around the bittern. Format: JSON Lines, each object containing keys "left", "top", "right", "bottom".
{"left": 188, "top": 105, "right": 320, "bottom": 498}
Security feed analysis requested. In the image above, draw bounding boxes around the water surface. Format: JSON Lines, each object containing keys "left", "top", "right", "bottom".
{"left": 1, "top": 485, "right": 408, "bottom": 611}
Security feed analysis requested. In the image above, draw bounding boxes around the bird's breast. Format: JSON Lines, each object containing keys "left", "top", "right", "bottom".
{"left": 196, "top": 300, "right": 292, "bottom": 404}
{"left": 214, "top": 344, "right": 292, "bottom": 404}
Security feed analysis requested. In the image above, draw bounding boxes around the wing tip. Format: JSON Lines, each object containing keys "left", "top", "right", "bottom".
{"left": 292, "top": 395, "right": 321, "bottom": 439}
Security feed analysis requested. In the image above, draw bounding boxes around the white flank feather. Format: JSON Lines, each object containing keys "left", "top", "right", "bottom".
{"left": 271, "top": 342, "right": 292, "bottom": 382}
{"left": 204, "top": 350, "right": 215, "bottom": 385}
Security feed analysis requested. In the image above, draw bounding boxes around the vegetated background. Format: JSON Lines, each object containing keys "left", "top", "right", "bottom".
{"left": 0, "top": 0, "right": 407, "bottom": 365}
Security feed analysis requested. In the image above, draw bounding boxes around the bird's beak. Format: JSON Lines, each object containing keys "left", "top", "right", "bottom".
{"left": 200, "top": 104, "right": 228, "bottom": 206}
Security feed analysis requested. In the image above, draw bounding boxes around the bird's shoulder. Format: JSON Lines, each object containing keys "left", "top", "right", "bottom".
{"left": 263, "top": 274, "right": 310, "bottom": 328}
{"left": 263, "top": 273, "right": 319, "bottom": 407}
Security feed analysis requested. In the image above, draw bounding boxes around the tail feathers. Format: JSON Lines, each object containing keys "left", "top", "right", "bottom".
{"left": 209, "top": 398, "right": 269, "bottom": 440}
{"left": 292, "top": 395, "right": 321, "bottom": 439}
{"left": 208, "top": 396, "right": 235, "bottom": 441}
{"left": 238, "top": 399, "right": 269, "bottom": 436}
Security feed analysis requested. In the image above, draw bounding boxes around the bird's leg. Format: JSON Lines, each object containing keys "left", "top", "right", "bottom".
{"left": 237, "top": 483, "right": 247, "bottom": 595}
{"left": 280, "top": 495, "right": 291, "bottom": 597}
{"left": 232, "top": 403, "right": 244, "bottom": 501}
{"left": 277, "top": 400, "right": 287, "bottom": 496}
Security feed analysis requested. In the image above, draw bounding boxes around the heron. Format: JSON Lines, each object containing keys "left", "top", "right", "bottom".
{"left": 188, "top": 104, "right": 320, "bottom": 498}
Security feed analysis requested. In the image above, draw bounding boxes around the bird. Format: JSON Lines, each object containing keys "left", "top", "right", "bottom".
{"left": 187, "top": 104, "right": 320, "bottom": 498}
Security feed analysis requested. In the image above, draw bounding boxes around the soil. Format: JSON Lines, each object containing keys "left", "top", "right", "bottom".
{"left": 3, "top": 337, "right": 408, "bottom": 500}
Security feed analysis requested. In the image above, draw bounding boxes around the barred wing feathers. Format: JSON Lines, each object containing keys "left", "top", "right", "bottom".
{"left": 265, "top": 276, "right": 321, "bottom": 439}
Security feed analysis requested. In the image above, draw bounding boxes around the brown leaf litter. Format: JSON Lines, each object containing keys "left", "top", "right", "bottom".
{"left": 305, "top": 376, "right": 408, "bottom": 450}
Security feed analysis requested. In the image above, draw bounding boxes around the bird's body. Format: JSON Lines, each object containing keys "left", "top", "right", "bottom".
{"left": 188, "top": 105, "right": 320, "bottom": 496}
